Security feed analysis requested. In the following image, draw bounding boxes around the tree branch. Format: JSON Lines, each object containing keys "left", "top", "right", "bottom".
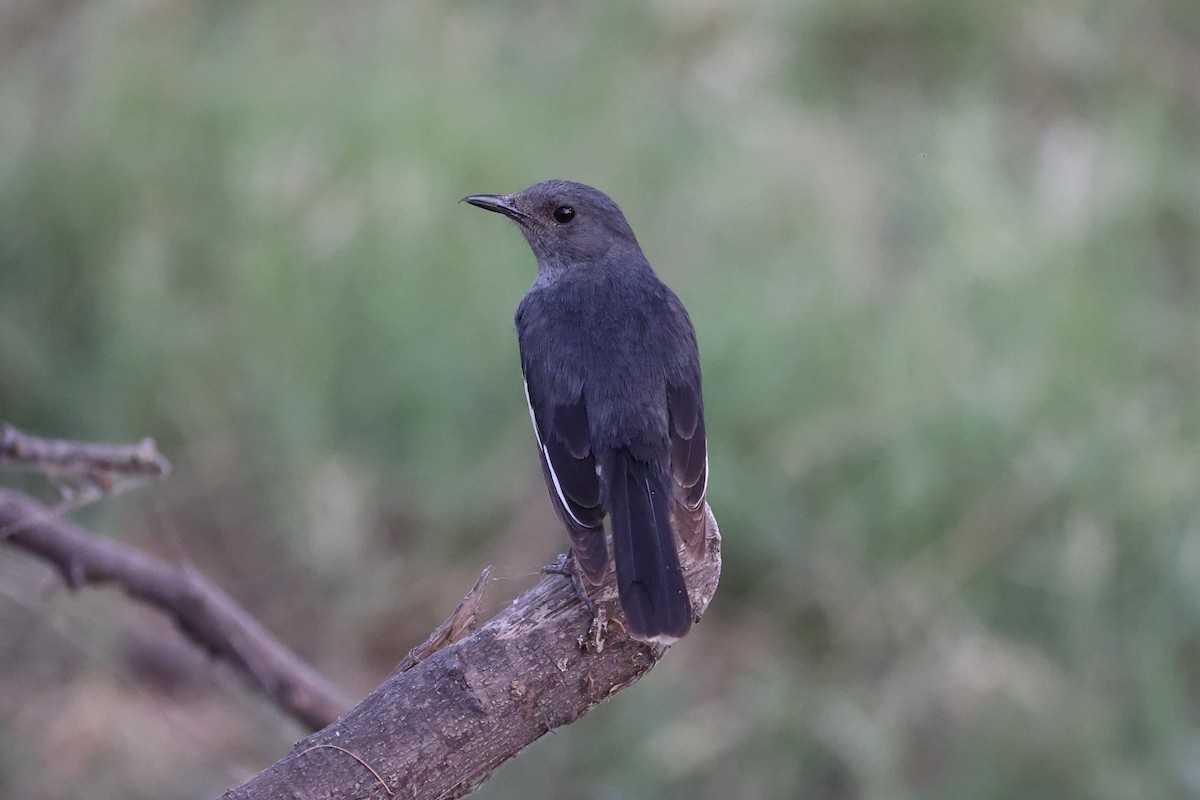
{"left": 222, "top": 507, "right": 721, "bottom": 799}
{"left": 0, "top": 425, "right": 723, "bottom": 798}
{"left": 0, "top": 488, "right": 353, "bottom": 730}
{"left": 1, "top": 422, "right": 170, "bottom": 491}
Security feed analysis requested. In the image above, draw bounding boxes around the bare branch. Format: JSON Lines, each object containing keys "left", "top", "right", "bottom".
{"left": 1, "top": 422, "right": 171, "bottom": 482}
{"left": 222, "top": 507, "right": 722, "bottom": 800}
{"left": 0, "top": 488, "right": 352, "bottom": 730}
{"left": 398, "top": 565, "right": 494, "bottom": 671}
{"left": 0, "top": 424, "right": 723, "bottom": 799}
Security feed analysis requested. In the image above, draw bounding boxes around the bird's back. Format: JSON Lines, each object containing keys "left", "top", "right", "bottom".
{"left": 516, "top": 263, "right": 682, "bottom": 453}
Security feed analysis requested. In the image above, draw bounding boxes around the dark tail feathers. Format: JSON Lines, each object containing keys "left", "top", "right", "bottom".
{"left": 606, "top": 449, "right": 692, "bottom": 642}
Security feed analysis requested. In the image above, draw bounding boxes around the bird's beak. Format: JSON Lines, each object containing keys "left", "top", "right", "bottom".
{"left": 462, "top": 194, "right": 529, "bottom": 222}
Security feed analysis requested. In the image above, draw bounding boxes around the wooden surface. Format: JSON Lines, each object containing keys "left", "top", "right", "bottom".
{"left": 223, "top": 507, "right": 722, "bottom": 800}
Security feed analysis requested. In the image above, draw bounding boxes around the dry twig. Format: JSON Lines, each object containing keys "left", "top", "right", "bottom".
{"left": 398, "top": 565, "right": 494, "bottom": 671}
{"left": 0, "top": 488, "right": 352, "bottom": 730}
{"left": 1, "top": 422, "right": 169, "bottom": 482}
{"left": 0, "top": 422, "right": 171, "bottom": 508}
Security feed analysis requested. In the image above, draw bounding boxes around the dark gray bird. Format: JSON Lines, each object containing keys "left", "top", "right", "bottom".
{"left": 464, "top": 180, "right": 708, "bottom": 643}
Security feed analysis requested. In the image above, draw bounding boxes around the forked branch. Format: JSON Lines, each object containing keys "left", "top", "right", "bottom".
{"left": 0, "top": 425, "right": 722, "bottom": 799}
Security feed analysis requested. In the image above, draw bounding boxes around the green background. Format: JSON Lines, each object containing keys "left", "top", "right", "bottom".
{"left": 2, "top": 0, "right": 1200, "bottom": 798}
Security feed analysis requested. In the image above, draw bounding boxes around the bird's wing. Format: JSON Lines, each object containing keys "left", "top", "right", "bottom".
{"left": 663, "top": 286, "right": 708, "bottom": 558}
{"left": 667, "top": 379, "right": 708, "bottom": 557}
{"left": 521, "top": 365, "right": 609, "bottom": 583}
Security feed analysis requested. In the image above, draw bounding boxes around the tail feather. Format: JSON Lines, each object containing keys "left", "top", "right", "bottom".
{"left": 607, "top": 450, "right": 692, "bottom": 642}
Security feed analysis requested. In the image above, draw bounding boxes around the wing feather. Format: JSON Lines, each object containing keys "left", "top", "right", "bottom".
{"left": 667, "top": 382, "right": 708, "bottom": 557}
{"left": 522, "top": 375, "right": 608, "bottom": 583}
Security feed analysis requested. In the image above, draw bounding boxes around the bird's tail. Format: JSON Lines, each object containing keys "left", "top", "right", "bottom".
{"left": 605, "top": 448, "right": 692, "bottom": 643}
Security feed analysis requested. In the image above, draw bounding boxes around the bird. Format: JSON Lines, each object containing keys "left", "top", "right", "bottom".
{"left": 464, "top": 180, "right": 708, "bottom": 643}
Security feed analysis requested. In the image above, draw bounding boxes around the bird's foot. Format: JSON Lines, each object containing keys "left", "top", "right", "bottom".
{"left": 541, "top": 552, "right": 572, "bottom": 577}
{"left": 543, "top": 552, "right": 608, "bottom": 651}
{"left": 542, "top": 552, "right": 594, "bottom": 608}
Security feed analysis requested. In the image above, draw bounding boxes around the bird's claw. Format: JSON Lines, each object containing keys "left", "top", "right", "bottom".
{"left": 544, "top": 552, "right": 607, "bottom": 649}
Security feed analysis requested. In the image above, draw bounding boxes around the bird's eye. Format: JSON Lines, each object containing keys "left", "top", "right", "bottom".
{"left": 553, "top": 206, "right": 575, "bottom": 224}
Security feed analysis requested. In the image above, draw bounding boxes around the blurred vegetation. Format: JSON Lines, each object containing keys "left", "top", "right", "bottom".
{"left": 1, "top": 0, "right": 1199, "bottom": 798}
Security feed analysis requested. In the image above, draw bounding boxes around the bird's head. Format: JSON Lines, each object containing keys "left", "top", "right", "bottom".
{"left": 464, "top": 180, "right": 641, "bottom": 270}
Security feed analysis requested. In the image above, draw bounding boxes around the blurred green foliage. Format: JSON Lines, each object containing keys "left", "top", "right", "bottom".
{"left": 2, "top": 0, "right": 1200, "bottom": 798}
